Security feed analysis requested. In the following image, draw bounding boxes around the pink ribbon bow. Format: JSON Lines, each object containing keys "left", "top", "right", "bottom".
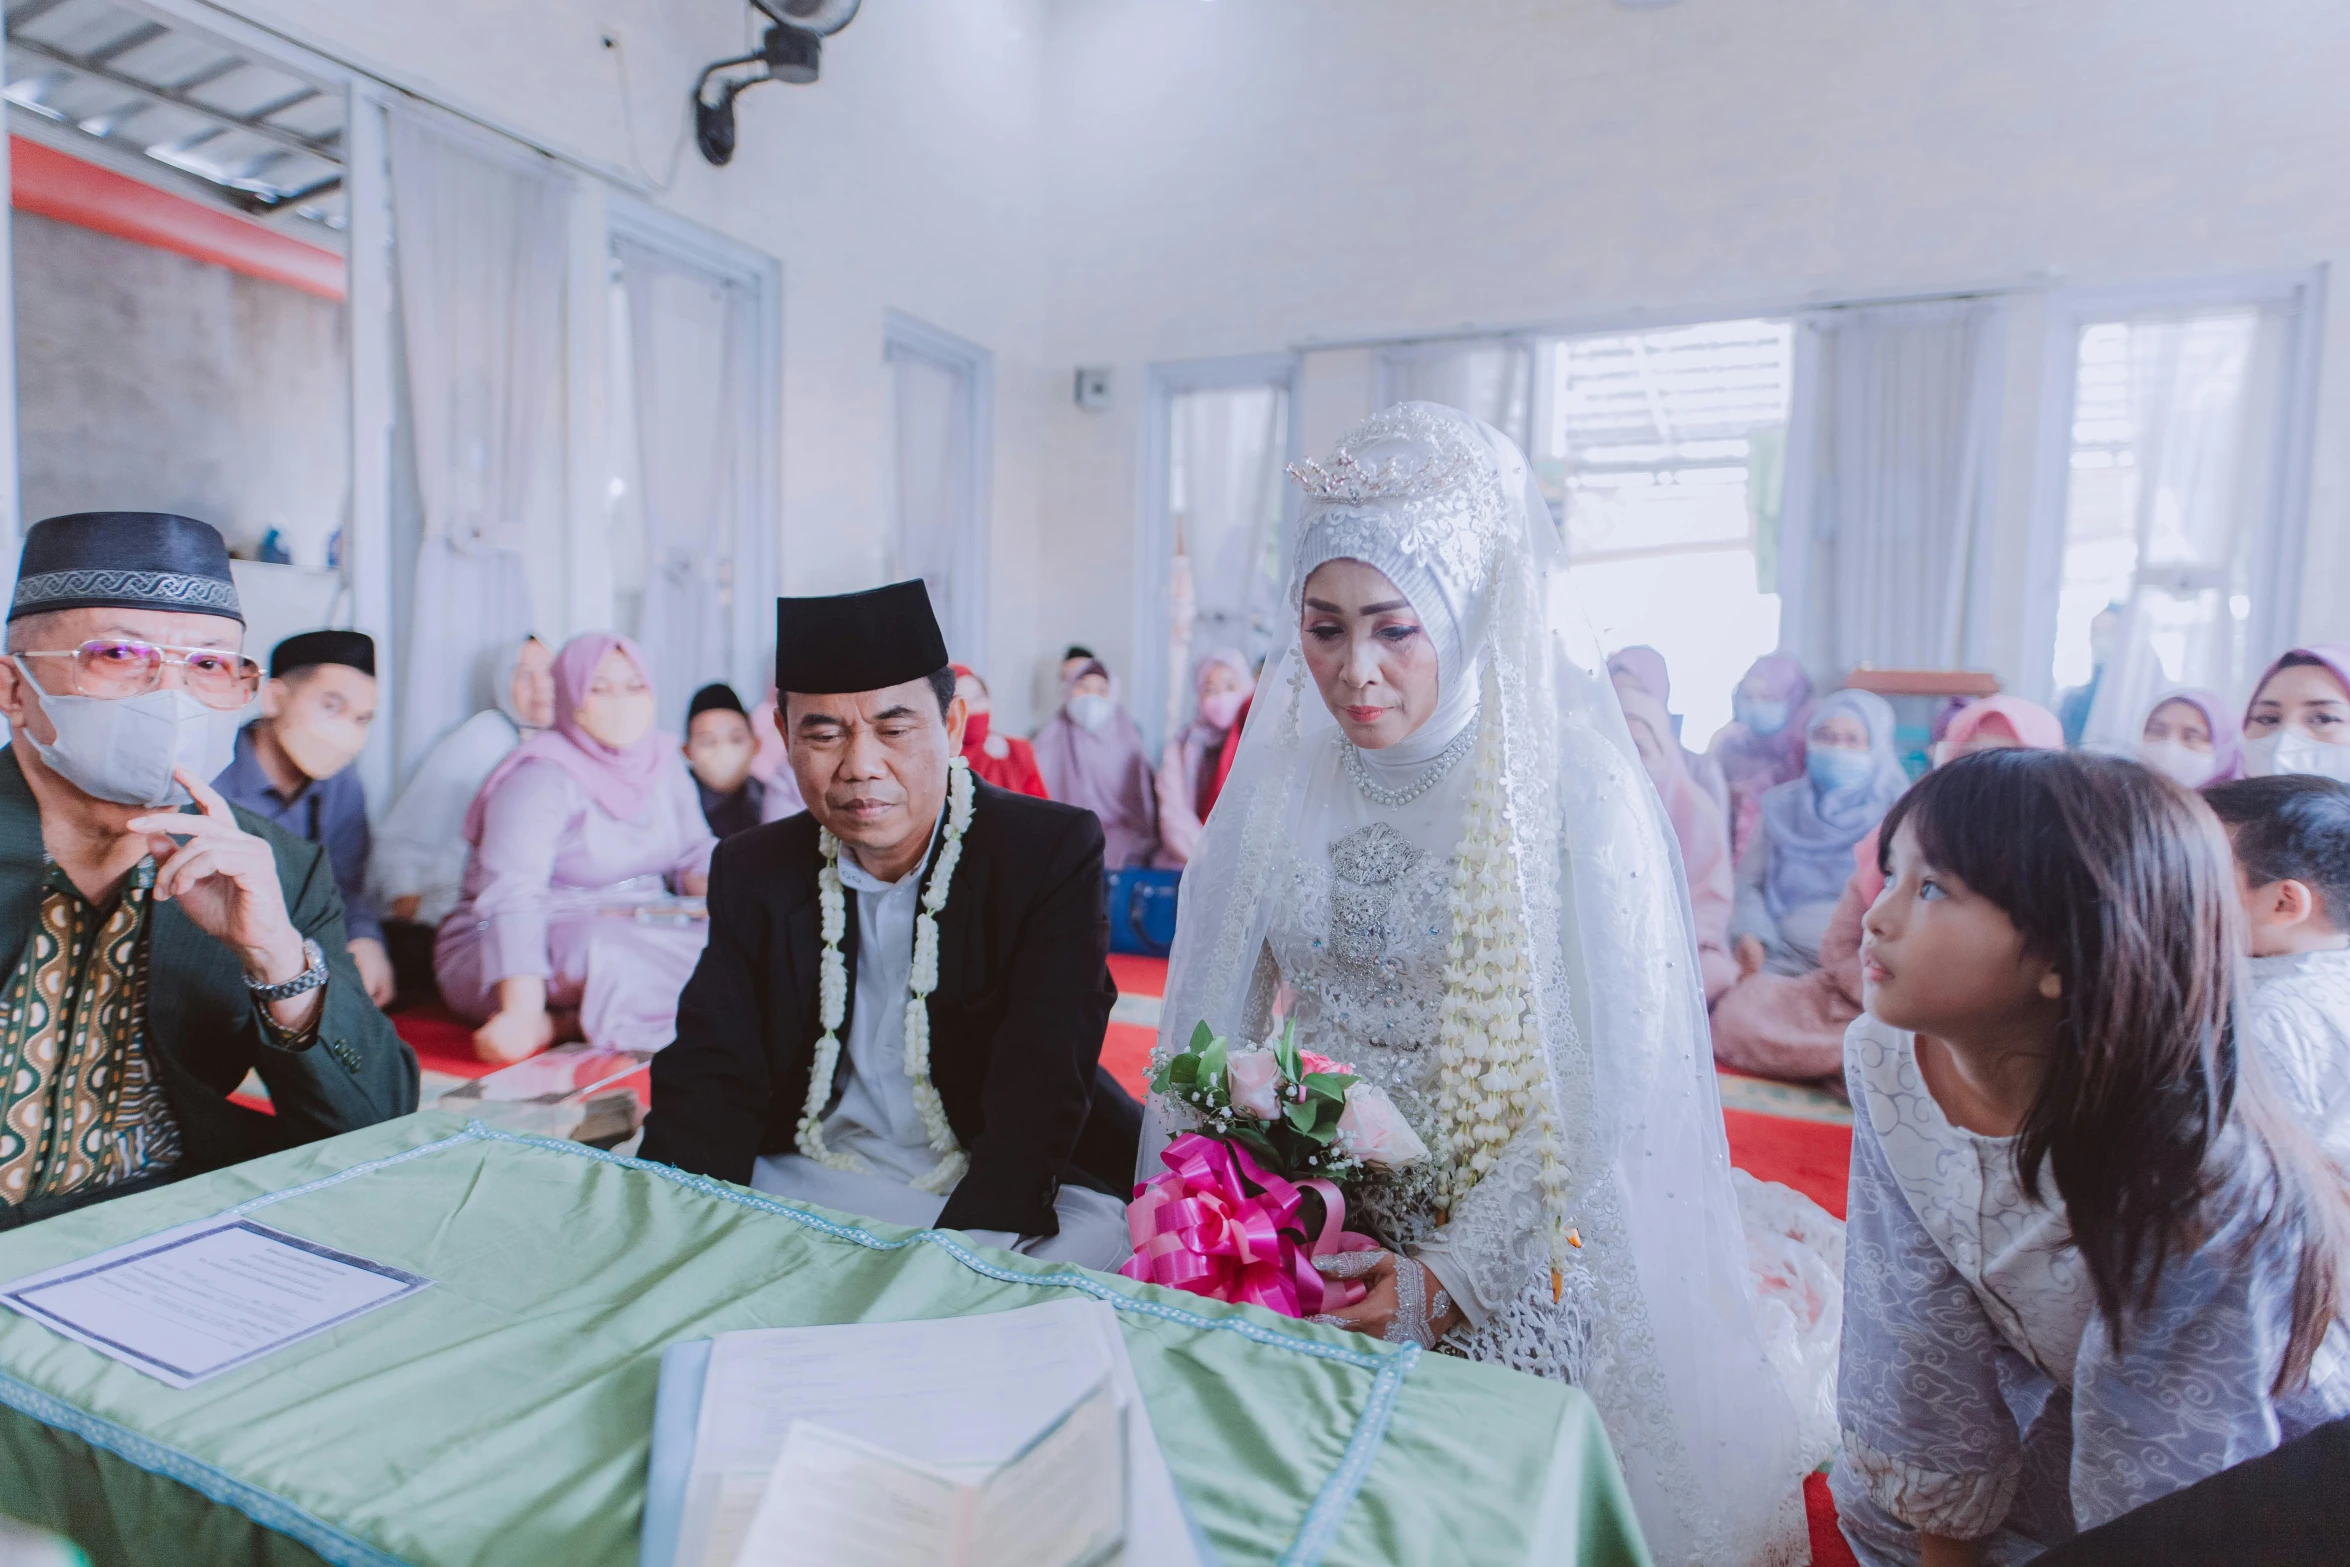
{"left": 1119, "top": 1133, "right": 1381, "bottom": 1318}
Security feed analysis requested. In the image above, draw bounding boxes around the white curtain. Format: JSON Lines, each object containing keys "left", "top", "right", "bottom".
{"left": 2080, "top": 308, "right": 2284, "bottom": 751}
{"left": 1166, "top": 384, "right": 1289, "bottom": 734}
{"left": 616, "top": 239, "right": 758, "bottom": 727}
{"left": 888, "top": 349, "right": 977, "bottom": 660}
{"left": 387, "top": 103, "right": 569, "bottom": 780}
{"left": 1783, "top": 298, "right": 2004, "bottom": 675}
{"left": 1374, "top": 338, "right": 1532, "bottom": 452}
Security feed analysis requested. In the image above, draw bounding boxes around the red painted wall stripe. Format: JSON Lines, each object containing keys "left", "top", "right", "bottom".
{"left": 9, "top": 134, "right": 346, "bottom": 302}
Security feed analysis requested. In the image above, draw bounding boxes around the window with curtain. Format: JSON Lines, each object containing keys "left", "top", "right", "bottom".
{"left": 1373, "top": 339, "right": 1532, "bottom": 453}
{"left": 885, "top": 319, "right": 990, "bottom": 666}
{"left": 1162, "top": 383, "right": 1290, "bottom": 739}
{"left": 1529, "top": 320, "right": 1793, "bottom": 743}
{"left": 2059, "top": 307, "right": 2291, "bottom": 749}
{"left": 607, "top": 236, "right": 759, "bottom": 727}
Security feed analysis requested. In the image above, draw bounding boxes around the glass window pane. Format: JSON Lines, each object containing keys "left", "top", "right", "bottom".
{"left": 2051, "top": 308, "right": 2266, "bottom": 702}
{"left": 1533, "top": 319, "right": 1793, "bottom": 743}
{"left": 1164, "top": 383, "right": 1289, "bottom": 735}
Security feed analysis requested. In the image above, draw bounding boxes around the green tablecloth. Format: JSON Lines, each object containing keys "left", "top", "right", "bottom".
{"left": 0, "top": 1113, "right": 1648, "bottom": 1567}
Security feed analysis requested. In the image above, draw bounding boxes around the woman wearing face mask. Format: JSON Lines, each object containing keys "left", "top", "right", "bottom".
{"left": 949, "top": 664, "right": 1048, "bottom": 798}
{"left": 1152, "top": 649, "right": 1254, "bottom": 869}
{"left": 2135, "top": 687, "right": 2244, "bottom": 790}
{"left": 1709, "top": 653, "right": 1814, "bottom": 863}
{"left": 434, "top": 634, "right": 715, "bottom": 1064}
{"left": 373, "top": 636, "right": 556, "bottom": 934}
{"left": 1031, "top": 657, "right": 1159, "bottom": 868}
{"left": 1621, "top": 684, "right": 1738, "bottom": 1002}
{"left": 1729, "top": 690, "right": 1908, "bottom": 980}
{"left": 1712, "top": 693, "right": 2063, "bottom": 1082}
{"left": 2243, "top": 645, "right": 2350, "bottom": 783}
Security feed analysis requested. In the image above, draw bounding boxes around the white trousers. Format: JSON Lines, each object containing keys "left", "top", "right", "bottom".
{"left": 750, "top": 1153, "right": 1133, "bottom": 1271}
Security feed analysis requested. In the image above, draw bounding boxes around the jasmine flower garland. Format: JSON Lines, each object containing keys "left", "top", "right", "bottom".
{"left": 796, "top": 756, "right": 976, "bottom": 1194}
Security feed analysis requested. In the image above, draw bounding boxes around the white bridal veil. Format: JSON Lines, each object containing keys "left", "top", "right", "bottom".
{"left": 1150, "top": 403, "right": 1811, "bottom": 1565}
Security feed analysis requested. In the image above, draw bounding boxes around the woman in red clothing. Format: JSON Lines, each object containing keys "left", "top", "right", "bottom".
{"left": 950, "top": 664, "right": 1049, "bottom": 797}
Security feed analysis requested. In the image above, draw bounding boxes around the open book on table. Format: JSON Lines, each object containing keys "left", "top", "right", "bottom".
{"left": 731, "top": 1375, "right": 1124, "bottom": 1567}
{"left": 641, "top": 1297, "right": 1212, "bottom": 1567}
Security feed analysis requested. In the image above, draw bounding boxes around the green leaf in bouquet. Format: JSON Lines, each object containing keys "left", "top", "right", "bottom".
{"left": 1272, "top": 1017, "right": 1304, "bottom": 1083}
{"left": 1188, "top": 1020, "right": 1216, "bottom": 1056}
{"left": 1228, "top": 1123, "right": 1283, "bottom": 1176}
{"left": 1197, "top": 1034, "right": 1229, "bottom": 1096}
{"left": 1301, "top": 1071, "right": 1357, "bottom": 1104}
{"left": 1285, "top": 1099, "right": 1324, "bottom": 1136}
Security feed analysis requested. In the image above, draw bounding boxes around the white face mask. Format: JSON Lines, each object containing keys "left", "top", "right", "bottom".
{"left": 1067, "top": 693, "right": 1114, "bottom": 732}
{"left": 2138, "top": 739, "right": 2218, "bottom": 789}
{"left": 2245, "top": 728, "right": 2350, "bottom": 783}
{"left": 12, "top": 659, "right": 244, "bottom": 807}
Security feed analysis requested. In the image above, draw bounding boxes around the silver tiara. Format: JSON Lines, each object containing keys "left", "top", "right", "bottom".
{"left": 1287, "top": 446, "right": 1474, "bottom": 505}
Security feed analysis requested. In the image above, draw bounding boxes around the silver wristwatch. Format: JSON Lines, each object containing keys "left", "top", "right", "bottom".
{"left": 247, "top": 938, "right": 329, "bottom": 1003}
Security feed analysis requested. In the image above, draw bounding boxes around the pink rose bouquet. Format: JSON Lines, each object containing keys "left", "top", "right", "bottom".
{"left": 1122, "top": 1020, "right": 1427, "bottom": 1318}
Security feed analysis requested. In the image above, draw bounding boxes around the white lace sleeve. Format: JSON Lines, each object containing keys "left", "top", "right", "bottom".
{"left": 1406, "top": 1122, "right": 1550, "bottom": 1327}
{"left": 1837, "top": 1078, "right": 2023, "bottom": 1539}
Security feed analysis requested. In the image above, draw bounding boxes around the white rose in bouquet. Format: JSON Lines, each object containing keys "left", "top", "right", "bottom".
{"left": 1337, "top": 1081, "right": 1430, "bottom": 1167}
{"left": 1223, "top": 1048, "right": 1282, "bottom": 1119}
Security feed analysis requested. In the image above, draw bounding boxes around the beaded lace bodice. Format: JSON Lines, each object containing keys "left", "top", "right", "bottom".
{"left": 1268, "top": 822, "right": 1458, "bottom": 1246}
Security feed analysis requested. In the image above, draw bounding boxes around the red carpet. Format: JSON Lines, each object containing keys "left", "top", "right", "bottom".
{"left": 1723, "top": 1107, "right": 1850, "bottom": 1221}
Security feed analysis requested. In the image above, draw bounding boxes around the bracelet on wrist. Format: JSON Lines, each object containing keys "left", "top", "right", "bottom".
{"left": 248, "top": 938, "right": 329, "bottom": 1003}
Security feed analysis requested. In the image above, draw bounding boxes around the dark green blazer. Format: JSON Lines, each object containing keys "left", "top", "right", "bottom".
{"left": 0, "top": 746, "right": 418, "bottom": 1228}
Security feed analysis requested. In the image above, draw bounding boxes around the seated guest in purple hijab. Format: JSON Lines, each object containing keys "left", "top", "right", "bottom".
{"left": 640, "top": 582, "right": 1140, "bottom": 1266}
{"left": 434, "top": 633, "right": 715, "bottom": 1064}
{"left": 1031, "top": 657, "right": 1157, "bottom": 868}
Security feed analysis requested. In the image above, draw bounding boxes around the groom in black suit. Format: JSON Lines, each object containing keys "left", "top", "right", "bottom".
{"left": 640, "top": 582, "right": 1140, "bottom": 1263}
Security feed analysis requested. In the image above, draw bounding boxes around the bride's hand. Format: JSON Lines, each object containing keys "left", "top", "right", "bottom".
{"left": 1314, "top": 1254, "right": 1462, "bottom": 1345}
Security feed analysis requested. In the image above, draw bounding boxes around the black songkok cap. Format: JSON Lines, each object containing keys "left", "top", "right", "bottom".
{"left": 10, "top": 511, "right": 242, "bottom": 624}
{"left": 271, "top": 628, "right": 375, "bottom": 679}
{"left": 688, "top": 682, "right": 746, "bottom": 720}
{"left": 774, "top": 580, "right": 950, "bottom": 696}
{"left": 1064, "top": 644, "right": 1096, "bottom": 662}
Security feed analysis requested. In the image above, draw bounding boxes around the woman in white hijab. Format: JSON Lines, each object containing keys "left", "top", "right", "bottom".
{"left": 374, "top": 635, "right": 556, "bottom": 926}
{"left": 1148, "top": 403, "right": 1826, "bottom": 1565}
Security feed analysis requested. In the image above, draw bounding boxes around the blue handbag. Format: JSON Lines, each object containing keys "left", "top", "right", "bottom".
{"left": 1105, "top": 867, "right": 1182, "bottom": 957}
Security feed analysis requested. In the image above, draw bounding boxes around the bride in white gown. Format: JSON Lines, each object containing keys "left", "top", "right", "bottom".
{"left": 1146, "top": 402, "right": 1838, "bottom": 1566}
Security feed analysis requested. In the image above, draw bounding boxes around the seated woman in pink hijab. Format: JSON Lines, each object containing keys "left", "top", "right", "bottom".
{"left": 1708, "top": 693, "right": 2062, "bottom": 1082}
{"left": 1607, "top": 645, "right": 1729, "bottom": 815}
{"left": 2135, "top": 687, "right": 2244, "bottom": 789}
{"left": 435, "top": 633, "right": 716, "bottom": 1063}
{"left": 1154, "top": 648, "right": 1254, "bottom": 869}
{"left": 1621, "top": 686, "right": 1738, "bottom": 1002}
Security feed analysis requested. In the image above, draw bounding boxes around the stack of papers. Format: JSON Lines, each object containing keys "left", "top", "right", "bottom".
{"left": 435, "top": 1044, "right": 652, "bottom": 1145}
{"left": 646, "top": 1298, "right": 1208, "bottom": 1567}
{"left": 1, "top": 1218, "right": 430, "bottom": 1388}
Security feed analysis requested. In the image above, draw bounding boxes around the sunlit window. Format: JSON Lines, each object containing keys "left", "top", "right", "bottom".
{"left": 1530, "top": 320, "right": 1794, "bottom": 744}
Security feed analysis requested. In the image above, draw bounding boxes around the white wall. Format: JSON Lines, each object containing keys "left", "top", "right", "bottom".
{"left": 14, "top": 212, "right": 348, "bottom": 564}
{"left": 1036, "top": 0, "right": 2350, "bottom": 711}
{"left": 207, "top": 0, "right": 1056, "bottom": 713}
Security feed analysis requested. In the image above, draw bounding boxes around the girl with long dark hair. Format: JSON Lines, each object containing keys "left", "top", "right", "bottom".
{"left": 1832, "top": 749, "right": 2350, "bottom": 1567}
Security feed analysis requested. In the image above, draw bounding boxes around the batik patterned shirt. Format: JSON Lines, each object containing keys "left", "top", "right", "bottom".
{"left": 0, "top": 859, "right": 182, "bottom": 1207}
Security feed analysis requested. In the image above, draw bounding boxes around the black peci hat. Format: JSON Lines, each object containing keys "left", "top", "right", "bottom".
{"left": 774, "top": 580, "right": 950, "bottom": 696}
{"left": 10, "top": 512, "right": 242, "bottom": 624}
{"left": 688, "top": 682, "right": 747, "bottom": 720}
{"left": 270, "top": 629, "right": 375, "bottom": 679}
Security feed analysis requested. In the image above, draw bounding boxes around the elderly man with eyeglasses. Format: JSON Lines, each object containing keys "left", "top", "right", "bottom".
{"left": 0, "top": 512, "right": 416, "bottom": 1231}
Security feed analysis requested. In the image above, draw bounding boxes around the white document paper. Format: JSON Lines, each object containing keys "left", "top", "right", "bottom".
{"left": 732, "top": 1378, "right": 1125, "bottom": 1567}
{"left": 0, "top": 1218, "right": 430, "bottom": 1388}
{"left": 672, "top": 1298, "right": 1198, "bottom": 1567}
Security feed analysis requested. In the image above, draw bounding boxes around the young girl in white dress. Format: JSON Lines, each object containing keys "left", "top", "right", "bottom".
{"left": 1834, "top": 748, "right": 2350, "bottom": 1566}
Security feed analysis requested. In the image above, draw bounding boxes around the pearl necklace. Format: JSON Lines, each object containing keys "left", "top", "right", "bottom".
{"left": 1342, "top": 714, "right": 1480, "bottom": 809}
{"left": 796, "top": 757, "right": 975, "bottom": 1195}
